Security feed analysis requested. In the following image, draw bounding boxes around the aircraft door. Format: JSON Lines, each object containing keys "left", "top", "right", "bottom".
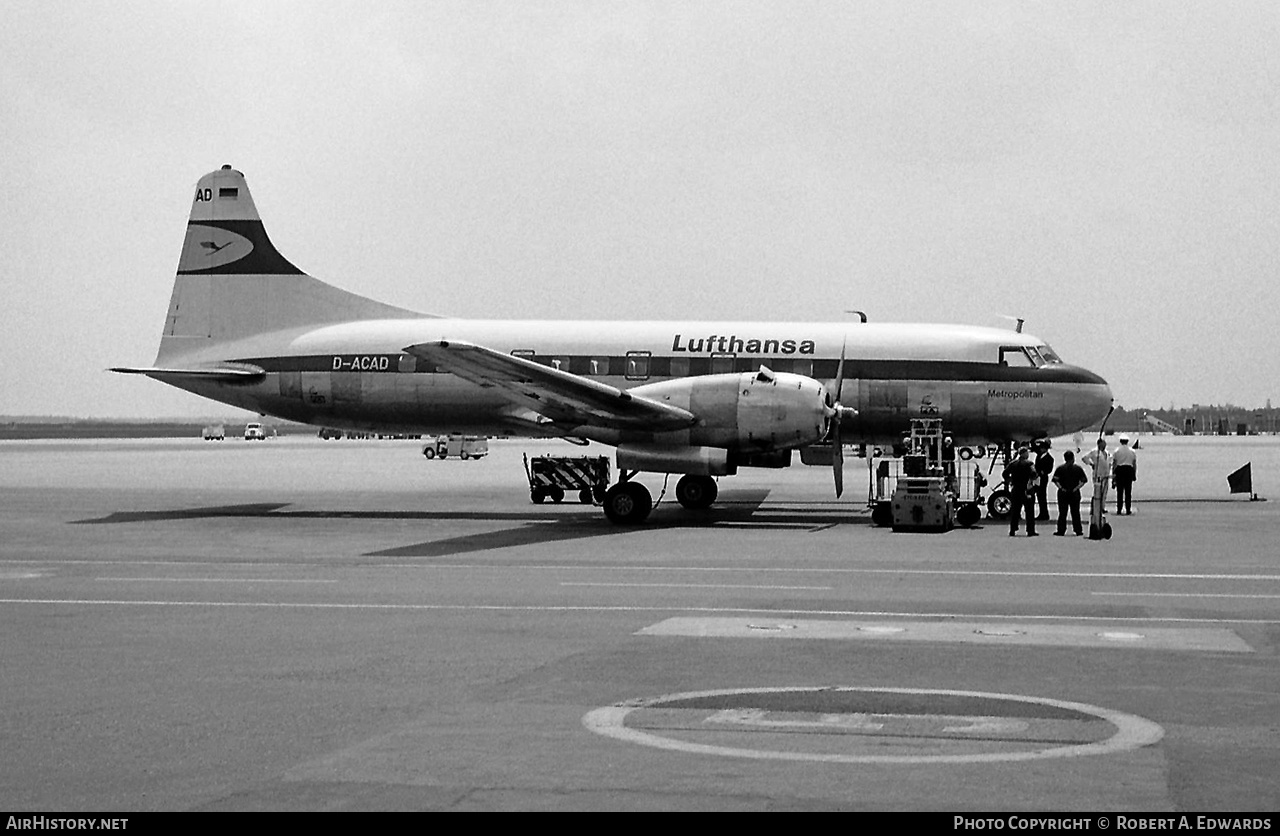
{"left": 300, "top": 371, "right": 332, "bottom": 410}
{"left": 907, "top": 383, "right": 951, "bottom": 422}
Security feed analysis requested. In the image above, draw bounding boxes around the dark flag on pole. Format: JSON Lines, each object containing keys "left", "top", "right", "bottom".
{"left": 1227, "top": 463, "right": 1253, "bottom": 496}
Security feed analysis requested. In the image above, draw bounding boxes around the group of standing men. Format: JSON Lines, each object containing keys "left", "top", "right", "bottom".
{"left": 1001, "top": 435, "right": 1138, "bottom": 537}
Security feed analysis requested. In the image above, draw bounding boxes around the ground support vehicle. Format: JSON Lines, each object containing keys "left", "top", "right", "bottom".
{"left": 244, "top": 422, "right": 267, "bottom": 441}
{"left": 523, "top": 454, "right": 610, "bottom": 504}
{"left": 201, "top": 424, "right": 225, "bottom": 441}
{"left": 868, "top": 419, "right": 984, "bottom": 530}
{"left": 1088, "top": 470, "right": 1113, "bottom": 540}
{"left": 423, "top": 434, "right": 489, "bottom": 460}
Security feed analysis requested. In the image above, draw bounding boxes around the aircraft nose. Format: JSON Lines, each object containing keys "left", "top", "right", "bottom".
{"left": 1061, "top": 365, "right": 1113, "bottom": 433}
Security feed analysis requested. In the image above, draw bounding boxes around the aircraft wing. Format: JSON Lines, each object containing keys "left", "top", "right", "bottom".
{"left": 404, "top": 340, "right": 697, "bottom": 432}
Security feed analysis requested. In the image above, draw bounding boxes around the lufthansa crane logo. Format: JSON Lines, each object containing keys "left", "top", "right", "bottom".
{"left": 200, "top": 241, "right": 231, "bottom": 256}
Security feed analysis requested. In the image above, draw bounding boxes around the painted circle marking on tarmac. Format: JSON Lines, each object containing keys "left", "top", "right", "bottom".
{"left": 582, "top": 686, "right": 1165, "bottom": 764}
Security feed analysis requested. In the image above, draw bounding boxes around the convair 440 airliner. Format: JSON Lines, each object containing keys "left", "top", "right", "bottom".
{"left": 114, "top": 166, "right": 1112, "bottom": 523}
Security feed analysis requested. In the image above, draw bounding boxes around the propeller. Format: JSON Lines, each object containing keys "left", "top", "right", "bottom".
{"left": 824, "top": 339, "right": 856, "bottom": 498}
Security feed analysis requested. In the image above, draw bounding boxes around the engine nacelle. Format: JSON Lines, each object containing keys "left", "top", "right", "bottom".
{"left": 631, "top": 368, "right": 829, "bottom": 450}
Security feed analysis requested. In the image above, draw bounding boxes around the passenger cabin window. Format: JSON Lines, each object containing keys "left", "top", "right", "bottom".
{"left": 792, "top": 359, "right": 813, "bottom": 377}
{"left": 710, "top": 353, "right": 734, "bottom": 374}
{"left": 625, "top": 351, "right": 651, "bottom": 380}
{"left": 589, "top": 357, "right": 606, "bottom": 376}
{"left": 397, "top": 354, "right": 417, "bottom": 373}
{"left": 669, "top": 357, "right": 690, "bottom": 377}
{"left": 999, "top": 346, "right": 1036, "bottom": 367}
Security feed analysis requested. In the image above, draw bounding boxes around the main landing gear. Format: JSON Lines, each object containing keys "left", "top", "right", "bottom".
{"left": 674, "top": 474, "right": 717, "bottom": 509}
{"left": 602, "top": 473, "right": 719, "bottom": 524}
{"left": 602, "top": 475, "right": 652, "bottom": 525}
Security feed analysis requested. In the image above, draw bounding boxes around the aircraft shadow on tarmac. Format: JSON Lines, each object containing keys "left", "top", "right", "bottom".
{"left": 69, "top": 490, "right": 873, "bottom": 557}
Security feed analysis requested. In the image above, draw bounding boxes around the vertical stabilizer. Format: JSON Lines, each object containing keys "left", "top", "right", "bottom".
{"left": 156, "top": 166, "right": 424, "bottom": 364}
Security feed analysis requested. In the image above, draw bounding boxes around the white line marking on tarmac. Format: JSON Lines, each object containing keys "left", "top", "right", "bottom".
{"left": 6, "top": 559, "right": 1280, "bottom": 582}
{"left": 94, "top": 577, "right": 337, "bottom": 584}
{"left": 561, "top": 582, "right": 833, "bottom": 590}
{"left": 1, "top": 598, "right": 1277, "bottom": 624}
{"left": 639, "top": 617, "right": 1253, "bottom": 652}
{"left": 1092, "top": 592, "right": 1280, "bottom": 599}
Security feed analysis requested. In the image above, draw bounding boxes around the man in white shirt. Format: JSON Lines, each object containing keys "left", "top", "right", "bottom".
{"left": 1112, "top": 435, "right": 1137, "bottom": 515}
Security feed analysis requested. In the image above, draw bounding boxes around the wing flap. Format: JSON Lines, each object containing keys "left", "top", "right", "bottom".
{"left": 404, "top": 340, "right": 695, "bottom": 431}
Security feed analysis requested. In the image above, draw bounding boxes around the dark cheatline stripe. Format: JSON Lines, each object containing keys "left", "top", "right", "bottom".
{"left": 233, "top": 354, "right": 1107, "bottom": 385}
{"left": 177, "top": 220, "right": 304, "bottom": 276}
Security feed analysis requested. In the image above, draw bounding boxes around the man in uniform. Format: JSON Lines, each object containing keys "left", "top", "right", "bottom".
{"left": 1052, "top": 450, "right": 1088, "bottom": 536}
{"left": 1112, "top": 435, "right": 1137, "bottom": 515}
{"left": 1033, "top": 439, "right": 1054, "bottom": 521}
{"left": 1002, "top": 446, "right": 1039, "bottom": 537}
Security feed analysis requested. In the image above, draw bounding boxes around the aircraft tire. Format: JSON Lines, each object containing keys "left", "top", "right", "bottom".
{"left": 603, "top": 482, "right": 652, "bottom": 525}
{"left": 1102, "top": 522, "right": 1113, "bottom": 540}
{"left": 987, "top": 490, "right": 1013, "bottom": 520}
{"left": 956, "top": 503, "right": 981, "bottom": 528}
{"left": 675, "top": 475, "right": 717, "bottom": 509}
{"left": 870, "top": 502, "right": 893, "bottom": 527}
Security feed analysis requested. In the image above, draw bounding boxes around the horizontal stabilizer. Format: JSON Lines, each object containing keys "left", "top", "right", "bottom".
{"left": 109, "top": 364, "right": 266, "bottom": 383}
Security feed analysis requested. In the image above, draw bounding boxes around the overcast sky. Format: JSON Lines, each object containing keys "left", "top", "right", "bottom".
{"left": 2, "top": 1, "right": 1277, "bottom": 418}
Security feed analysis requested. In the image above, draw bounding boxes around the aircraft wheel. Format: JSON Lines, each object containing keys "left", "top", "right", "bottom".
{"left": 675, "top": 474, "right": 717, "bottom": 509}
{"left": 549, "top": 487, "right": 565, "bottom": 503}
{"left": 987, "top": 490, "right": 1012, "bottom": 520}
{"left": 578, "top": 489, "right": 594, "bottom": 504}
{"left": 603, "top": 482, "right": 652, "bottom": 525}
{"left": 1102, "top": 522, "right": 1113, "bottom": 540}
{"left": 423, "top": 447, "right": 436, "bottom": 459}
{"left": 870, "top": 502, "right": 893, "bottom": 527}
{"left": 956, "top": 503, "right": 981, "bottom": 528}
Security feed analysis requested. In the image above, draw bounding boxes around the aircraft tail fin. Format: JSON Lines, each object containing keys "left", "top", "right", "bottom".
{"left": 155, "top": 166, "right": 426, "bottom": 364}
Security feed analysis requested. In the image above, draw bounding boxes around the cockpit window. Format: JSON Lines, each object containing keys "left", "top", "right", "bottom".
{"left": 999, "top": 346, "right": 1036, "bottom": 367}
{"left": 1025, "top": 347, "right": 1046, "bottom": 367}
{"left": 1037, "top": 344, "right": 1062, "bottom": 364}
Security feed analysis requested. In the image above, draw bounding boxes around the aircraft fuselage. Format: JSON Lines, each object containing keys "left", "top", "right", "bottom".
{"left": 164, "top": 317, "right": 1111, "bottom": 447}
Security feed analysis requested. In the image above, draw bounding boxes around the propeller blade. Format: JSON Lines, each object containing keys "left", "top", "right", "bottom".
{"left": 833, "top": 338, "right": 846, "bottom": 404}
{"left": 831, "top": 337, "right": 847, "bottom": 498}
{"left": 832, "top": 413, "right": 844, "bottom": 498}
